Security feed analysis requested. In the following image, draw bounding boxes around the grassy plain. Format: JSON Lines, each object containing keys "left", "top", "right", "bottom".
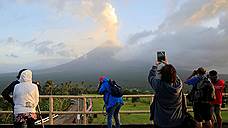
{"left": 90, "top": 95, "right": 228, "bottom": 124}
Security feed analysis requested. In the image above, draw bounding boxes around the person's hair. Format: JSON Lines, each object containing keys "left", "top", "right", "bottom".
{"left": 197, "top": 67, "right": 206, "bottom": 75}
{"left": 209, "top": 70, "right": 217, "bottom": 76}
{"left": 160, "top": 64, "right": 177, "bottom": 84}
{"left": 16, "top": 69, "right": 27, "bottom": 79}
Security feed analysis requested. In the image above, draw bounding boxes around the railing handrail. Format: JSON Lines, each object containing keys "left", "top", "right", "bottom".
{"left": 38, "top": 94, "right": 153, "bottom": 98}
{"left": 1, "top": 94, "right": 228, "bottom": 125}
{"left": 2, "top": 93, "right": 228, "bottom": 98}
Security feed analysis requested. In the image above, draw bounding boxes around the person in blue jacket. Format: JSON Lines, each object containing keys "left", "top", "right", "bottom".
{"left": 185, "top": 67, "right": 213, "bottom": 128}
{"left": 98, "top": 76, "right": 124, "bottom": 128}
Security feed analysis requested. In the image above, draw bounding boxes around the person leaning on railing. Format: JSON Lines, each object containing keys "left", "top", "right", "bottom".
{"left": 98, "top": 76, "right": 124, "bottom": 128}
{"left": 1, "top": 69, "right": 27, "bottom": 107}
{"left": 13, "top": 69, "right": 39, "bottom": 128}
{"left": 1, "top": 69, "right": 27, "bottom": 124}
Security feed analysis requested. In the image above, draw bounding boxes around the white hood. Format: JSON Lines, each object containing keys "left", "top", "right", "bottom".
{"left": 13, "top": 69, "right": 39, "bottom": 114}
{"left": 19, "top": 70, "right": 32, "bottom": 83}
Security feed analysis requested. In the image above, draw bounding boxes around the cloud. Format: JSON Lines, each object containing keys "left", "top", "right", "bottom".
{"left": 34, "top": 41, "right": 55, "bottom": 56}
{"left": 126, "top": 30, "right": 153, "bottom": 45}
{"left": 114, "top": 0, "right": 228, "bottom": 73}
{"left": 2, "top": 0, "right": 228, "bottom": 74}
{"left": 32, "top": 40, "right": 76, "bottom": 57}
{"left": 165, "top": 0, "right": 181, "bottom": 16}
{"left": 0, "top": 37, "right": 75, "bottom": 58}
{"left": 6, "top": 53, "right": 19, "bottom": 58}
{"left": 17, "top": 0, "right": 120, "bottom": 46}
{"left": 188, "top": 0, "right": 228, "bottom": 24}
{"left": 5, "top": 0, "right": 121, "bottom": 60}
{"left": 158, "top": 0, "right": 209, "bottom": 32}
{"left": 6, "top": 37, "right": 18, "bottom": 44}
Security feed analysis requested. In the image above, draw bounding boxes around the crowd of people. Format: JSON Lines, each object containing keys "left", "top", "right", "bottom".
{"left": 0, "top": 59, "right": 226, "bottom": 128}
{"left": 148, "top": 60, "right": 225, "bottom": 128}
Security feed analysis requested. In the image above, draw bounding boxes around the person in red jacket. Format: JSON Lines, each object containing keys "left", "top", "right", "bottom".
{"left": 209, "top": 70, "right": 225, "bottom": 128}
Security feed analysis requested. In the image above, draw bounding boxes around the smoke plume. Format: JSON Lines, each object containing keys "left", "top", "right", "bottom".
{"left": 47, "top": 0, "right": 120, "bottom": 46}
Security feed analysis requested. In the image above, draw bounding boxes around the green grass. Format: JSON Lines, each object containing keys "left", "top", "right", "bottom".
{"left": 89, "top": 95, "right": 228, "bottom": 124}
{"left": 222, "top": 111, "right": 228, "bottom": 122}
{"left": 91, "top": 113, "right": 150, "bottom": 124}
{"left": 90, "top": 96, "right": 151, "bottom": 124}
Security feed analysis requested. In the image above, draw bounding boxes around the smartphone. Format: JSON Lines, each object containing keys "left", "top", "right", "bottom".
{"left": 157, "top": 51, "right": 166, "bottom": 62}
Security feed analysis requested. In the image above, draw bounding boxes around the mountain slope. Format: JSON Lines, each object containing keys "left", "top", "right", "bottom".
{"left": 1, "top": 42, "right": 228, "bottom": 91}
{"left": 34, "top": 41, "right": 149, "bottom": 87}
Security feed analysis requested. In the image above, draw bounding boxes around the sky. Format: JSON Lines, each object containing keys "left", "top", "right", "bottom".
{"left": 0, "top": 0, "right": 228, "bottom": 74}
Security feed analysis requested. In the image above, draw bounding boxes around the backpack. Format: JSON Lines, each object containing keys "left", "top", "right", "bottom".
{"left": 187, "top": 77, "right": 215, "bottom": 102}
{"left": 108, "top": 79, "right": 123, "bottom": 98}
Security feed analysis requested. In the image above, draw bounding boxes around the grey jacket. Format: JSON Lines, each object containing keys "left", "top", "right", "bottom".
{"left": 148, "top": 66, "right": 184, "bottom": 127}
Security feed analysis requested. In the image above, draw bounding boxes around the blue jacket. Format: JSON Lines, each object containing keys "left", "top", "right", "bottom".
{"left": 185, "top": 75, "right": 204, "bottom": 87}
{"left": 98, "top": 77, "right": 124, "bottom": 112}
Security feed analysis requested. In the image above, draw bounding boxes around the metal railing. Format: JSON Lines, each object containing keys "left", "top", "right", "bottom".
{"left": 1, "top": 94, "right": 228, "bottom": 125}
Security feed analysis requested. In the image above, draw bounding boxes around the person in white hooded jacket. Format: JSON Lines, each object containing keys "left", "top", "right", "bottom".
{"left": 13, "top": 69, "right": 39, "bottom": 128}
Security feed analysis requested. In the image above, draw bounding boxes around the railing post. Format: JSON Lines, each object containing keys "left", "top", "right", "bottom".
{"left": 83, "top": 97, "right": 87, "bottom": 125}
{"left": 49, "top": 96, "right": 54, "bottom": 125}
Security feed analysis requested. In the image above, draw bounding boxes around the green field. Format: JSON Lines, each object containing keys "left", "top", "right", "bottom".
{"left": 90, "top": 95, "right": 228, "bottom": 124}
{"left": 91, "top": 96, "right": 151, "bottom": 124}
{"left": 222, "top": 112, "right": 228, "bottom": 122}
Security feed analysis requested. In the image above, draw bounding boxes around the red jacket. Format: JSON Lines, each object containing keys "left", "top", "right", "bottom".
{"left": 211, "top": 79, "right": 225, "bottom": 105}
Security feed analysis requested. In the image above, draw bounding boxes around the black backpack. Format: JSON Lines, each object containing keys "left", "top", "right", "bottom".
{"left": 108, "top": 79, "right": 123, "bottom": 97}
{"left": 187, "top": 77, "right": 215, "bottom": 102}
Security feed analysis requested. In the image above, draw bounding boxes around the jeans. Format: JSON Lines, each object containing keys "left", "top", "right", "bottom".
{"left": 107, "top": 103, "right": 122, "bottom": 128}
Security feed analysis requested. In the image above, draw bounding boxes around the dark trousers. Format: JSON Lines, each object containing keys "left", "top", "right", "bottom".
{"left": 107, "top": 103, "right": 122, "bottom": 128}
{"left": 14, "top": 118, "right": 35, "bottom": 128}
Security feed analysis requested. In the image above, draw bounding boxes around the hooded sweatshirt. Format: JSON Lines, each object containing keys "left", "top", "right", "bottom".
{"left": 13, "top": 70, "right": 39, "bottom": 115}
{"left": 148, "top": 65, "right": 184, "bottom": 127}
{"left": 98, "top": 77, "right": 124, "bottom": 112}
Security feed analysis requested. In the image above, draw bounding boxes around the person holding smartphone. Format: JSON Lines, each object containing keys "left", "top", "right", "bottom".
{"left": 148, "top": 52, "right": 184, "bottom": 128}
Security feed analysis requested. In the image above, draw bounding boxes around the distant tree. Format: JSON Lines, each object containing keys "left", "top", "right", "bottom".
{"left": 69, "top": 83, "right": 81, "bottom": 95}
{"left": 60, "top": 82, "right": 69, "bottom": 95}
{"left": 123, "top": 88, "right": 131, "bottom": 95}
{"left": 43, "top": 80, "right": 55, "bottom": 95}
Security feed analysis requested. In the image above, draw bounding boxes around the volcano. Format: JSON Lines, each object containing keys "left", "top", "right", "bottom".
{"left": 31, "top": 41, "right": 150, "bottom": 88}
{"left": 1, "top": 41, "right": 227, "bottom": 90}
